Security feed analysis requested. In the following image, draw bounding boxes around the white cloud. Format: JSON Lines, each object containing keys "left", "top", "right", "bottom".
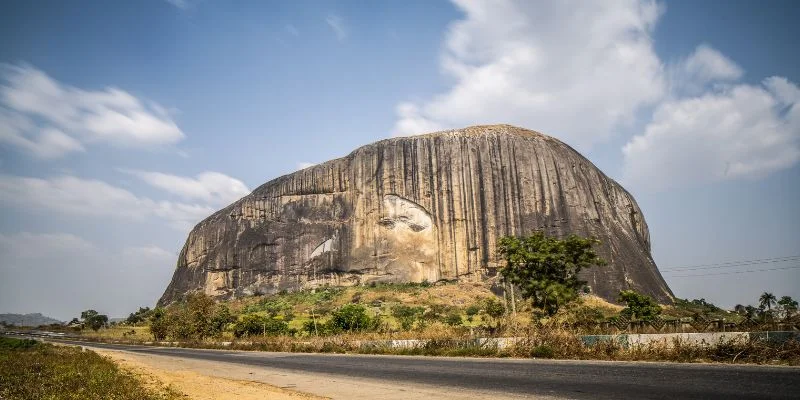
{"left": 0, "top": 232, "right": 176, "bottom": 319}
{"left": 0, "top": 174, "right": 214, "bottom": 229}
{"left": 326, "top": 14, "right": 347, "bottom": 41}
{"left": 622, "top": 75, "right": 800, "bottom": 190}
{"left": 120, "top": 169, "right": 250, "bottom": 206}
{"left": 0, "top": 64, "right": 185, "bottom": 156}
{"left": 397, "top": 1, "right": 799, "bottom": 189}
{"left": 391, "top": 0, "right": 666, "bottom": 149}
{"left": 165, "top": 0, "right": 190, "bottom": 10}
{"left": 0, "top": 232, "right": 95, "bottom": 262}
{"left": 0, "top": 109, "right": 85, "bottom": 158}
{"left": 286, "top": 24, "right": 299, "bottom": 37}
{"left": 121, "top": 245, "right": 176, "bottom": 262}
{"left": 296, "top": 161, "right": 317, "bottom": 170}
{"left": 667, "top": 44, "right": 744, "bottom": 96}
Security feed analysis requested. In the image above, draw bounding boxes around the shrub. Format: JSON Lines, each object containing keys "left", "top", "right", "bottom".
{"left": 443, "top": 312, "right": 463, "bottom": 326}
{"left": 618, "top": 290, "right": 662, "bottom": 321}
{"left": 233, "top": 314, "right": 288, "bottom": 338}
{"left": 326, "top": 304, "right": 378, "bottom": 333}
{"left": 531, "top": 344, "right": 555, "bottom": 358}
{"left": 392, "top": 305, "right": 425, "bottom": 330}
{"left": 483, "top": 298, "right": 506, "bottom": 319}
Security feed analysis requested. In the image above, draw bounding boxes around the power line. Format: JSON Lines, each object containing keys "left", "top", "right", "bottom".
{"left": 659, "top": 255, "right": 800, "bottom": 272}
{"left": 665, "top": 264, "right": 800, "bottom": 278}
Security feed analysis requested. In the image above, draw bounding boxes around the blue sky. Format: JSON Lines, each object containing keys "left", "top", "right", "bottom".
{"left": 1, "top": 0, "right": 798, "bottom": 320}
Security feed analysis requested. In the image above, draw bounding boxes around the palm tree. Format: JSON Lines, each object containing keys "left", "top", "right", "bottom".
{"left": 759, "top": 292, "right": 777, "bottom": 311}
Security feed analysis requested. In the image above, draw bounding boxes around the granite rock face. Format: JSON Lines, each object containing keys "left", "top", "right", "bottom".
{"left": 158, "top": 125, "right": 673, "bottom": 305}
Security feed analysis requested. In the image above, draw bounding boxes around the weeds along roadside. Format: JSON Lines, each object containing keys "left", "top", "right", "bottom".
{"left": 70, "top": 322, "right": 800, "bottom": 366}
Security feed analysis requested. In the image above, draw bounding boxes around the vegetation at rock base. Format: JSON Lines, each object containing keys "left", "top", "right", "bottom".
{"left": 0, "top": 337, "right": 181, "bottom": 400}
{"left": 147, "top": 292, "right": 235, "bottom": 341}
{"left": 50, "top": 251, "right": 796, "bottom": 366}
{"left": 497, "top": 232, "right": 606, "bottom": 316}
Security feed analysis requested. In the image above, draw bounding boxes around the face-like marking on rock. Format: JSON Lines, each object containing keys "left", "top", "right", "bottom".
{"left": 379, "top": 194, "right": 433, "bottom": 232}
{"left": 375, "top": 194, "right": 438, "bottom": 283}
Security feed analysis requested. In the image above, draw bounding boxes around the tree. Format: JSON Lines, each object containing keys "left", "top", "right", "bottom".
{"left": 80, "top": 309, "right": 108, "bottom": 331}
{"left": 743, "top": 305, "right": 758, "bottom": 320}
{"left": 126, "top": 307, "right": 152, "bottom": 326}
{"left": 210, "top": 305, "right": 236, "bottom": 336}
{"left": 498, "top": 232, "right": 605, "bottom": 316}
{"left": 759, "top": 292, "right": 777, "bottom": 311}
{"left": 778, "top": 296, "right": 798, "bottom": 318}
{"left": 149, "top": 307, "right": 168, "bottom": 340}
{"left": 618, "top": 290, "right": 662, "bottom": 321}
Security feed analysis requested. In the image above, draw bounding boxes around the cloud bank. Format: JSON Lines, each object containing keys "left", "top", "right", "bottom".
{"left": 393, "top": 0, "right": 800, "bottom": 190}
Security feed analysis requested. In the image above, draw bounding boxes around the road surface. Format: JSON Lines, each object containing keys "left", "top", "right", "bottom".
{"left": 50, "top": 340, "right": 800, "bottom": 399}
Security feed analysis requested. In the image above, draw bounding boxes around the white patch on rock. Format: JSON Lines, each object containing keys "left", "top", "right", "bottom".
{"left": 309, "top": 237, "right": 334, "bottom": 259}
{"left": 380, "top": 194, "right": 433, "bottom": 232}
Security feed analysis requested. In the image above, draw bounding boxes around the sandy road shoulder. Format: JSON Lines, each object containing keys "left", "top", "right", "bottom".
{"left": 95, "top": 348, "right": 328, "bottom": 400}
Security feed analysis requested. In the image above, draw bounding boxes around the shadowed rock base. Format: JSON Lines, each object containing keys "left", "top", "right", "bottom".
{"left": 158, "top": 125, "right": 673, "bottom": 305}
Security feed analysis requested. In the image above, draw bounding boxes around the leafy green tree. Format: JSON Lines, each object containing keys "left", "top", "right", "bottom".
{"left": 498, "top": 232, "right": 605, "bottom": 316}
{"left": 618, "top": 290, "right": 662, "bottom": 321}
{"left": 80, "top": 310, "right": 108, "bottom": 331}
{"left": 391, "top": 305, "right": 424, "bottom": 330}
{"left": 326, "top": 304, "right": 377, "bottom": 333}
{"left": 759, "top": 292, "right": 777, "bottom": 311}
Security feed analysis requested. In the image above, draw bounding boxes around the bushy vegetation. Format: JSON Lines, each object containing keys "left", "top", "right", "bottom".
{"left": 0, "top": 337, "right": 180, "bottom": 400}
{"left": 67, "top": 235, "right": 795, "bottom": 367}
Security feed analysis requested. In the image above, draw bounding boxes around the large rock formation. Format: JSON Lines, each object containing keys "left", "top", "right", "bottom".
{"left": 159, "top": 125, "right": 673, "bottom": 305}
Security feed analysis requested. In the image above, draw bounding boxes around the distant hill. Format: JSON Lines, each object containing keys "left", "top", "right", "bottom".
{"left": 0, "top": 313, "right": 62, "bottom": 326}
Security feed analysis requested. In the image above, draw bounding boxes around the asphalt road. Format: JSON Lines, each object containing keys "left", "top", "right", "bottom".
{"left": 43, "top": 339, "right": 799, "bottom": 400}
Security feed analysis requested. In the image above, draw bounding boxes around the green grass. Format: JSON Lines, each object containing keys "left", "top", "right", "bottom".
{"left": 0, "top": 337, "right": 183, "bottom": 400}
